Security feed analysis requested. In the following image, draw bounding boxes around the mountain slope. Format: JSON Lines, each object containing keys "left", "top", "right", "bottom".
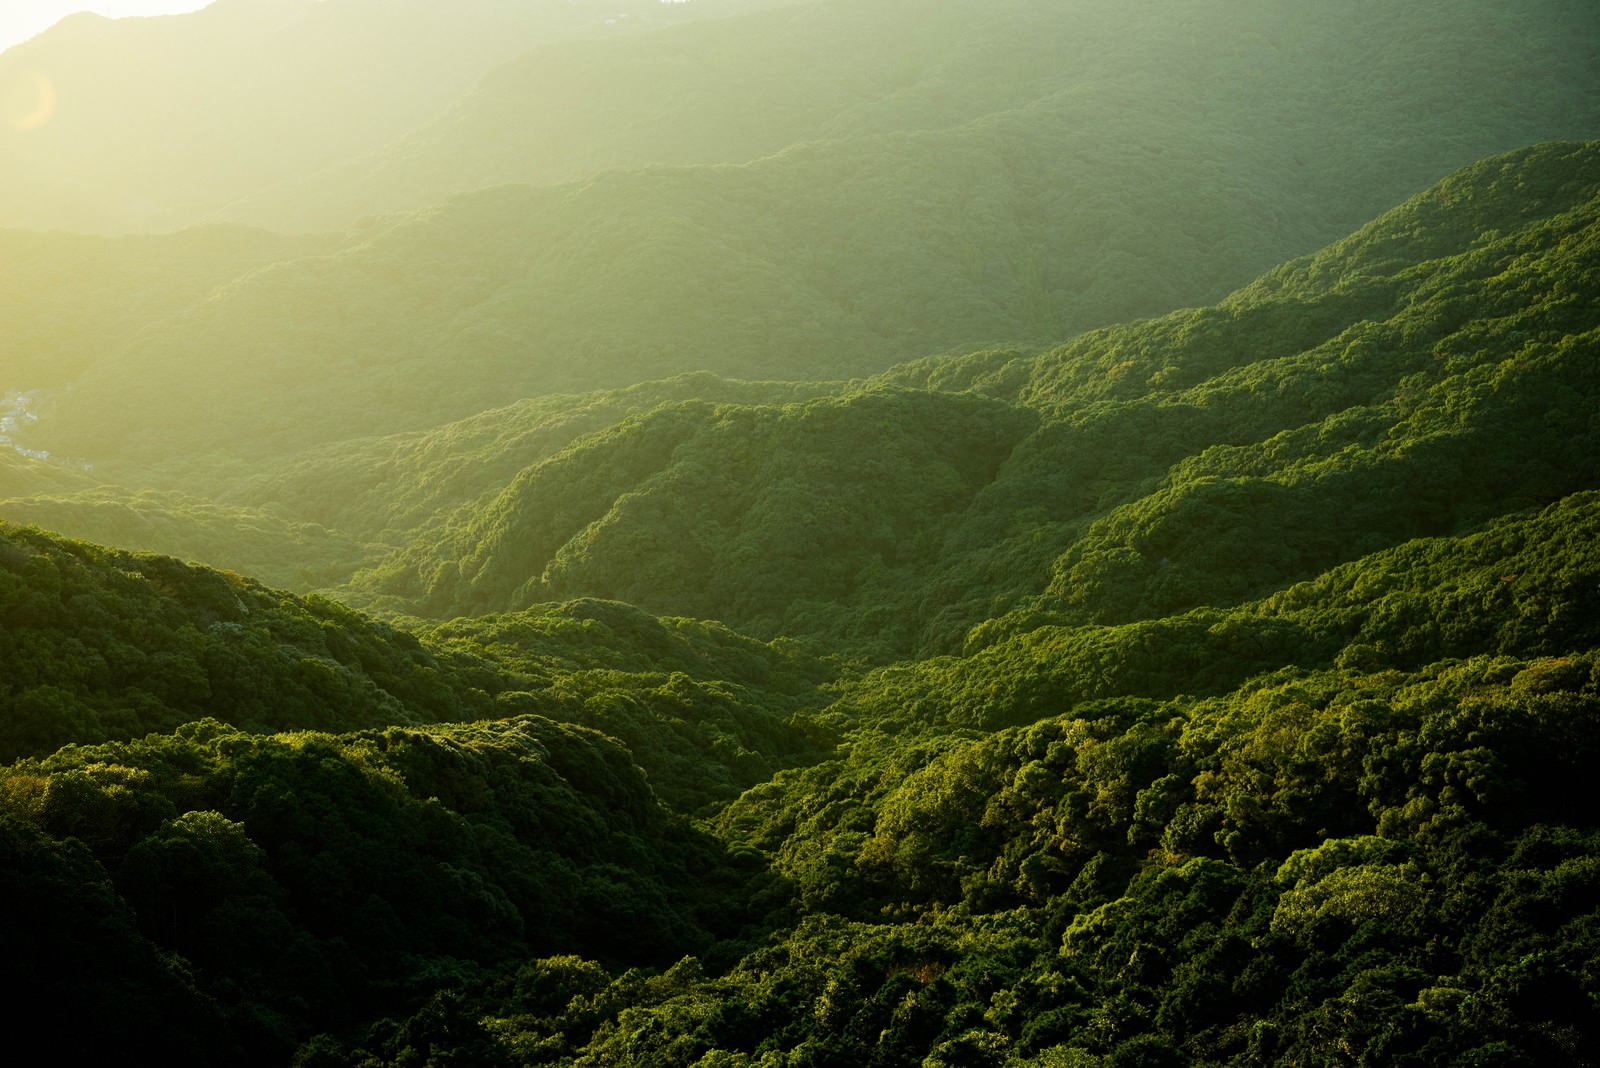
{"left": 3, "top": 140, "right": 1600, "bottom": 1065}
{"left": 0, "top": 521, "right": 489, "bottom": 761}
{"left": 0, "top": 515, "right": 830, "bottom": 808}
{"left": 27, "top": 0, "right": 1600, "bottom": 472}
{"left": 236, "top": 0, "right": 1600, "bottom": 232}
{"left": 338, "top": 141, "right": 1600, "bottom": 656}
{"left": 220, "top": 373, "right": 839, "bottom": 544}
{"left": 0, "top": 714, "right": 759, "bottom": 1065}
{"left": 0, "top": 487, "right": 378, "bottom": 590}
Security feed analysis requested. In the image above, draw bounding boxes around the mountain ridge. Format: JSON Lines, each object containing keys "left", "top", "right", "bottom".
{"left": 16, "top": 0, "right": 1600, "bottom": 477}
{"left": 321, "top": 141, "right": 1600, "bottom": 660}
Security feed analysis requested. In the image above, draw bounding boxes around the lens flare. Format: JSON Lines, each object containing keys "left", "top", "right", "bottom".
{"left": 3, "top": 67, "right": 57, "bottom": 132}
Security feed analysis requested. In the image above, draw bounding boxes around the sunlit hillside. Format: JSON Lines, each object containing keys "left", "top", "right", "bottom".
{"left": 7, "top": 0, "right": 1599, "bottom": 475}
{"left": 2, "top": 1, "right": 1598, "bottom": 1064}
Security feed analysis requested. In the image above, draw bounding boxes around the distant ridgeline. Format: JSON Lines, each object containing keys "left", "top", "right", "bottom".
{"left": 2, "top": 140, "right": 1600, "bottom": 1064}
{"left": 6, "top": 0, "right": 1598, "bottom": 467}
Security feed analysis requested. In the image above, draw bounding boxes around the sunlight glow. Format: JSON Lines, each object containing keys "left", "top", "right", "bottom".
{"left": 2, "top": 67, "right": 57, "bottom": 131}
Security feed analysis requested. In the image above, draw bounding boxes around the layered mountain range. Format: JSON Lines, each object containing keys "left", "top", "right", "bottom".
{"left": 5, "top": 0, "right": 1598, "bottom": 467}
{"left": 2, "top": 0, "right": 1598, "bottom": 1064}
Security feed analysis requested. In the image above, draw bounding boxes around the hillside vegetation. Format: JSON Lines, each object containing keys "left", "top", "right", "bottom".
{"left": 335, "top": 142, "right": 1600, "bottom": 659}
{"left": 2, "top": 138, "right": 1599, "bottom": 1064}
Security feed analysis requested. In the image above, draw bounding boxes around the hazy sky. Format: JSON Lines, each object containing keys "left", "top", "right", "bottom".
{"left": 0, "top": 1, "right": 212, "bottom": 55}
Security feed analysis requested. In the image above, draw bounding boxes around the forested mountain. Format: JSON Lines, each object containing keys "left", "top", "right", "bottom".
{"left": 328, "top": 142, "right": 1600, "bottom": 657}
{"left": 5, "top": 135, "right": 1600, "bottom": 1063}
{"left": 0, "top": 522, "right": 488, "bottom": 761}
{"left": 3, "top": 0, "right": 1599, "bottom": 1063}
{"left": 12, "top": 0, "right": 1599, "bottom": 470}
{"left": 229, "top": 0, "right": 1600, "bottom": 233}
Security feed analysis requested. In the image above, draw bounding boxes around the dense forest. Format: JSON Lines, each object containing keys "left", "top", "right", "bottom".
{"left": 3, "top": 0, "right": 1598, "bottom": 1064}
